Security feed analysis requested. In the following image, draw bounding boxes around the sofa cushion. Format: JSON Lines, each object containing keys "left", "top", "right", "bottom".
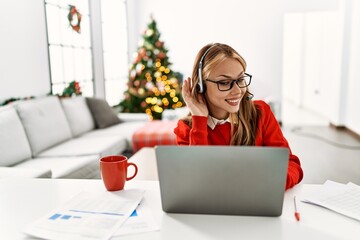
{"left": 61, "top": 97, "right": 95, "bottom": 137}
{"left": 86, "top": 97, "right": 121, "bottom": 129}
{"left": 36, "top": 136, "right": 127, "bottom": 158}
{"left": 0, "top": 105, "right": 32, "bottom": 166}
{"left": 81, "top": 121, "right": 147, "bottom": 151}
{"left": 15, "top": 96, "right": 72, "bottom": 156}
{"left": 0, "top": 166, "right": 51, "bottom": 178}
{"left": 15, "top": 155, "right": 100, "bottom": 179}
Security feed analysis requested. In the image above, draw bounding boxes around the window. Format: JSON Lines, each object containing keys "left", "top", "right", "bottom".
{"left": 101, "top": 0, "right": 129, "bottom": 106}
{"left": 45, "top": 0, "right": 93, "bottom": 96}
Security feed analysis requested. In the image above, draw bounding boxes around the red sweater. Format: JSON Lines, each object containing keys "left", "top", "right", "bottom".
{"left": 174, "top": 100, "right": 303, "bottom": 190}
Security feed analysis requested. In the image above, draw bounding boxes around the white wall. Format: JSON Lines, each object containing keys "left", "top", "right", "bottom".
{"left": 0, "top": 0, "right": 50, "bottom": 102}
{"left": 282, "top": 0, "right": 360, "bottom": 134}
{"left": 283, "top": 0, "right": 341, "bottom": 115}
{"left": 127, "top": 0, "right": 286, "bottom": 107}
{"left": 302, "top": 9, "right": 343, "bottom": 123}
{"left": 345, "top": 1, "right": 360, "bottom": 134}
{"left": 282, "top": 13, "right": 304, "bottom": 106}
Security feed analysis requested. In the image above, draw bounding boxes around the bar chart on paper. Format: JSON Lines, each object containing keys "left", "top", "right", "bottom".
{"left": 49, "top": 213, "right": 82, "bottom": 220}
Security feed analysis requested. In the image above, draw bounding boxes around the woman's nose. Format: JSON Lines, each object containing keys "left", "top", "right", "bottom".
{"left": 230, "top": 82, "right": 242, "bottom": 94}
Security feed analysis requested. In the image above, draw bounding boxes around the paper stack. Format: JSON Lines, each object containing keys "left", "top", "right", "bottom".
{"left": 23, "top": 189, "right": 159, "bottom": 240}
{"left": 302, "top": 180, "right": 360, "bottom": 221}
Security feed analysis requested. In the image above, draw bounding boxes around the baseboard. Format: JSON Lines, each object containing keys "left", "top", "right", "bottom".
{"left": 329, "top": 123, "right": 360, "bottom": 141}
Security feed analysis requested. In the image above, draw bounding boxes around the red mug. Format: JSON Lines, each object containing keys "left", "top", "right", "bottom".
{"left": 100, "top": 155, "right": 138, "bottom": 191}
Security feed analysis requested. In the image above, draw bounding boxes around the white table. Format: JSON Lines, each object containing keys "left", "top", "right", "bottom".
{"left": 1, "top": 178, "right": 359, "bottom": 240}
{"left": 129, "top": 147, "right": 158, "bottom": 181}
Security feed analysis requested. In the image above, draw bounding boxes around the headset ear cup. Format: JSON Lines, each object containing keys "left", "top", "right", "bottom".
{"left": 196, "top": 81, "right": 206, "bottom": 93}
{"left": 197, "top": 66, "right": 203, "bottom": 93}
{"left": 196, "top": 83, "right": 201, "bottom": 93}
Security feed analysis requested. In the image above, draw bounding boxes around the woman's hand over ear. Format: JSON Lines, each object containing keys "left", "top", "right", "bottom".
{"left": 182, "top": 77, "right": 208, "bottom": 117}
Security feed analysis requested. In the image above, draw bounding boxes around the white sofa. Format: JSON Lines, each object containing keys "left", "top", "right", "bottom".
{"left": 0, "top": 96, "right": 148, "bottom": 179}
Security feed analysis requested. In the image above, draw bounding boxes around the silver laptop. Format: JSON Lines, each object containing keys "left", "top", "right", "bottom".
{"left": 155, "top": 146, "right": 289, "bottom": 216}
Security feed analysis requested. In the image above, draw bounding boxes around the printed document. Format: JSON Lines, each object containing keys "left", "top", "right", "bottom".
{"left": 113, "top": 201, "right": 160, "bottom": 237}
{"left": 23, "top": 189, "right": 144, "bottom": 240}
{"left": 302, "top": 180, "right": 360, "bottom": 221}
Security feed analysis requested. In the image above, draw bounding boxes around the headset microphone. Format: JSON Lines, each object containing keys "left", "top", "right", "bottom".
{"left": 246, "top": 92, "right": 254, "bottom": 100}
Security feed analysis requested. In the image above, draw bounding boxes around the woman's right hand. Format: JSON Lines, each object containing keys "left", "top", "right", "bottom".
{"left": 182, "top": 77, "right": 208, "bottom": 116}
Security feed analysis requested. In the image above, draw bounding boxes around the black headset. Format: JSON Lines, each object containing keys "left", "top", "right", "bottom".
{"left": 196, "top": 45, "right": 214, "bottom": 93}
{"left": 196, "top": 44, "right": 254, "bottom": 100}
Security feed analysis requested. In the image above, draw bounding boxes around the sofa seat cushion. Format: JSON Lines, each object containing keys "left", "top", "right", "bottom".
{"left": 0, "top": 105, "right": 32, "bottom": 166}
{"left": 15, "top": 96, "right": 72, "bottom": 156}
{"left": 36, "top": 136, "right": 127, "bottom": 158}
{"left": 0, "top": 166, "right": 51, "bottom": 178}
{"left": 61, "top": 97, "right": 95, "bottom": 137}
{"left": 15, "top": 155, "right": 100, "bottom": 179}
{"left": 81, "top": 121, "right": 147, "bottom": 151}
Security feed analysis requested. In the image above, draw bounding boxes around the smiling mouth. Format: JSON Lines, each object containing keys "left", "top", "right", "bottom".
{"left": 225, "top": 99, "right": 240, "bottom": 106}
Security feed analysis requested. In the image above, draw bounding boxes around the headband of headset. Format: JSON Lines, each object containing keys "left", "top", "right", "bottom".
{"left": 197, "top": 44, "right": 216, "bottom": 93}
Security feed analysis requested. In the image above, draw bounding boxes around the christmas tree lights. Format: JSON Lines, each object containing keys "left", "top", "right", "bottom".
{"left": 118, "top": 16, "right": 184, "bottom": 120}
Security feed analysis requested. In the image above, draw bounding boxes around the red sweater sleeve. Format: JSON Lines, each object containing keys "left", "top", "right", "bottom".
{"left": 254, "top": 100, "right": 303, "bottom": 190}
{"left": 174, "top": 116, "right": 208, "bottom": 145}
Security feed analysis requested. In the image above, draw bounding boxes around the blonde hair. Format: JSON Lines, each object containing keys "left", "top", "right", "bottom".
{"left": 185, "top": 43, "right": 260, "bottom": 145}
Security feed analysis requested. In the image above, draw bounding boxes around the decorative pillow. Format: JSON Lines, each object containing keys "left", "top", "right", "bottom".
{"left": 86, "top": 97, "right": 122, "bottom": 129}
{"left": 61, "top": 97, "right": 95, "bottom": 137}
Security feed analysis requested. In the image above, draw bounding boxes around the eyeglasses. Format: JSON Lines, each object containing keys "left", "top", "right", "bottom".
{"left": 205, "top": 73, "right": 252, "bottom": 91}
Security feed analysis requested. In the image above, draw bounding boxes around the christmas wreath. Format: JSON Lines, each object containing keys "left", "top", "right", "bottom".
{"left": 68, "top": 5, "right": 81, "bottom": 33}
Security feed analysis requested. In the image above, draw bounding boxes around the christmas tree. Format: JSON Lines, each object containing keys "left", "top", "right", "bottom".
{"left": 118, "top": 16, "right": 184, "bottom": 120}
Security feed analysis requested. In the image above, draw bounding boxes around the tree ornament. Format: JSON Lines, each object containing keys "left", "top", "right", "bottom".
{"left": 138, "top": 88, "right": 145, "bottom": 95}
{"left": 139, "top": 48, "right": 147, "bottom": 57}
{"left": 155, "top": 41, "right": 164, "bottom": 48}
{"left": 146, "top": 29, "right": 154, "bottom": 36}
{"left": 158, "top": 52, "right": 166, "bottom": 59}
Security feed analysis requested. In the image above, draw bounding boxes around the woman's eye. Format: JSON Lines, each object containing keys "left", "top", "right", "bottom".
{"left": 218, "top": 81, "right": 231, "bottom": 86}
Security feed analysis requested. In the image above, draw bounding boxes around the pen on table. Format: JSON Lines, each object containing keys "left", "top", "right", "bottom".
{"left": 294, "top": 196, "right": 300, "bottom": 221}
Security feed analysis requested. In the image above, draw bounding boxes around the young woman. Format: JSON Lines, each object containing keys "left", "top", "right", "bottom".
{"left": 174, "top": 43, "right": 303, "bottom": 189}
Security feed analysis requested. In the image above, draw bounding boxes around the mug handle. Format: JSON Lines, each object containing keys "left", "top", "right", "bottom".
{"left": 126, "top": 162, "right": 138, "bottom": 181}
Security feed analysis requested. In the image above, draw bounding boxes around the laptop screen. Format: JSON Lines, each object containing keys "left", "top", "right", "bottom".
{"left": 155, "top": 145, "right": 289, "bottom": 216}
